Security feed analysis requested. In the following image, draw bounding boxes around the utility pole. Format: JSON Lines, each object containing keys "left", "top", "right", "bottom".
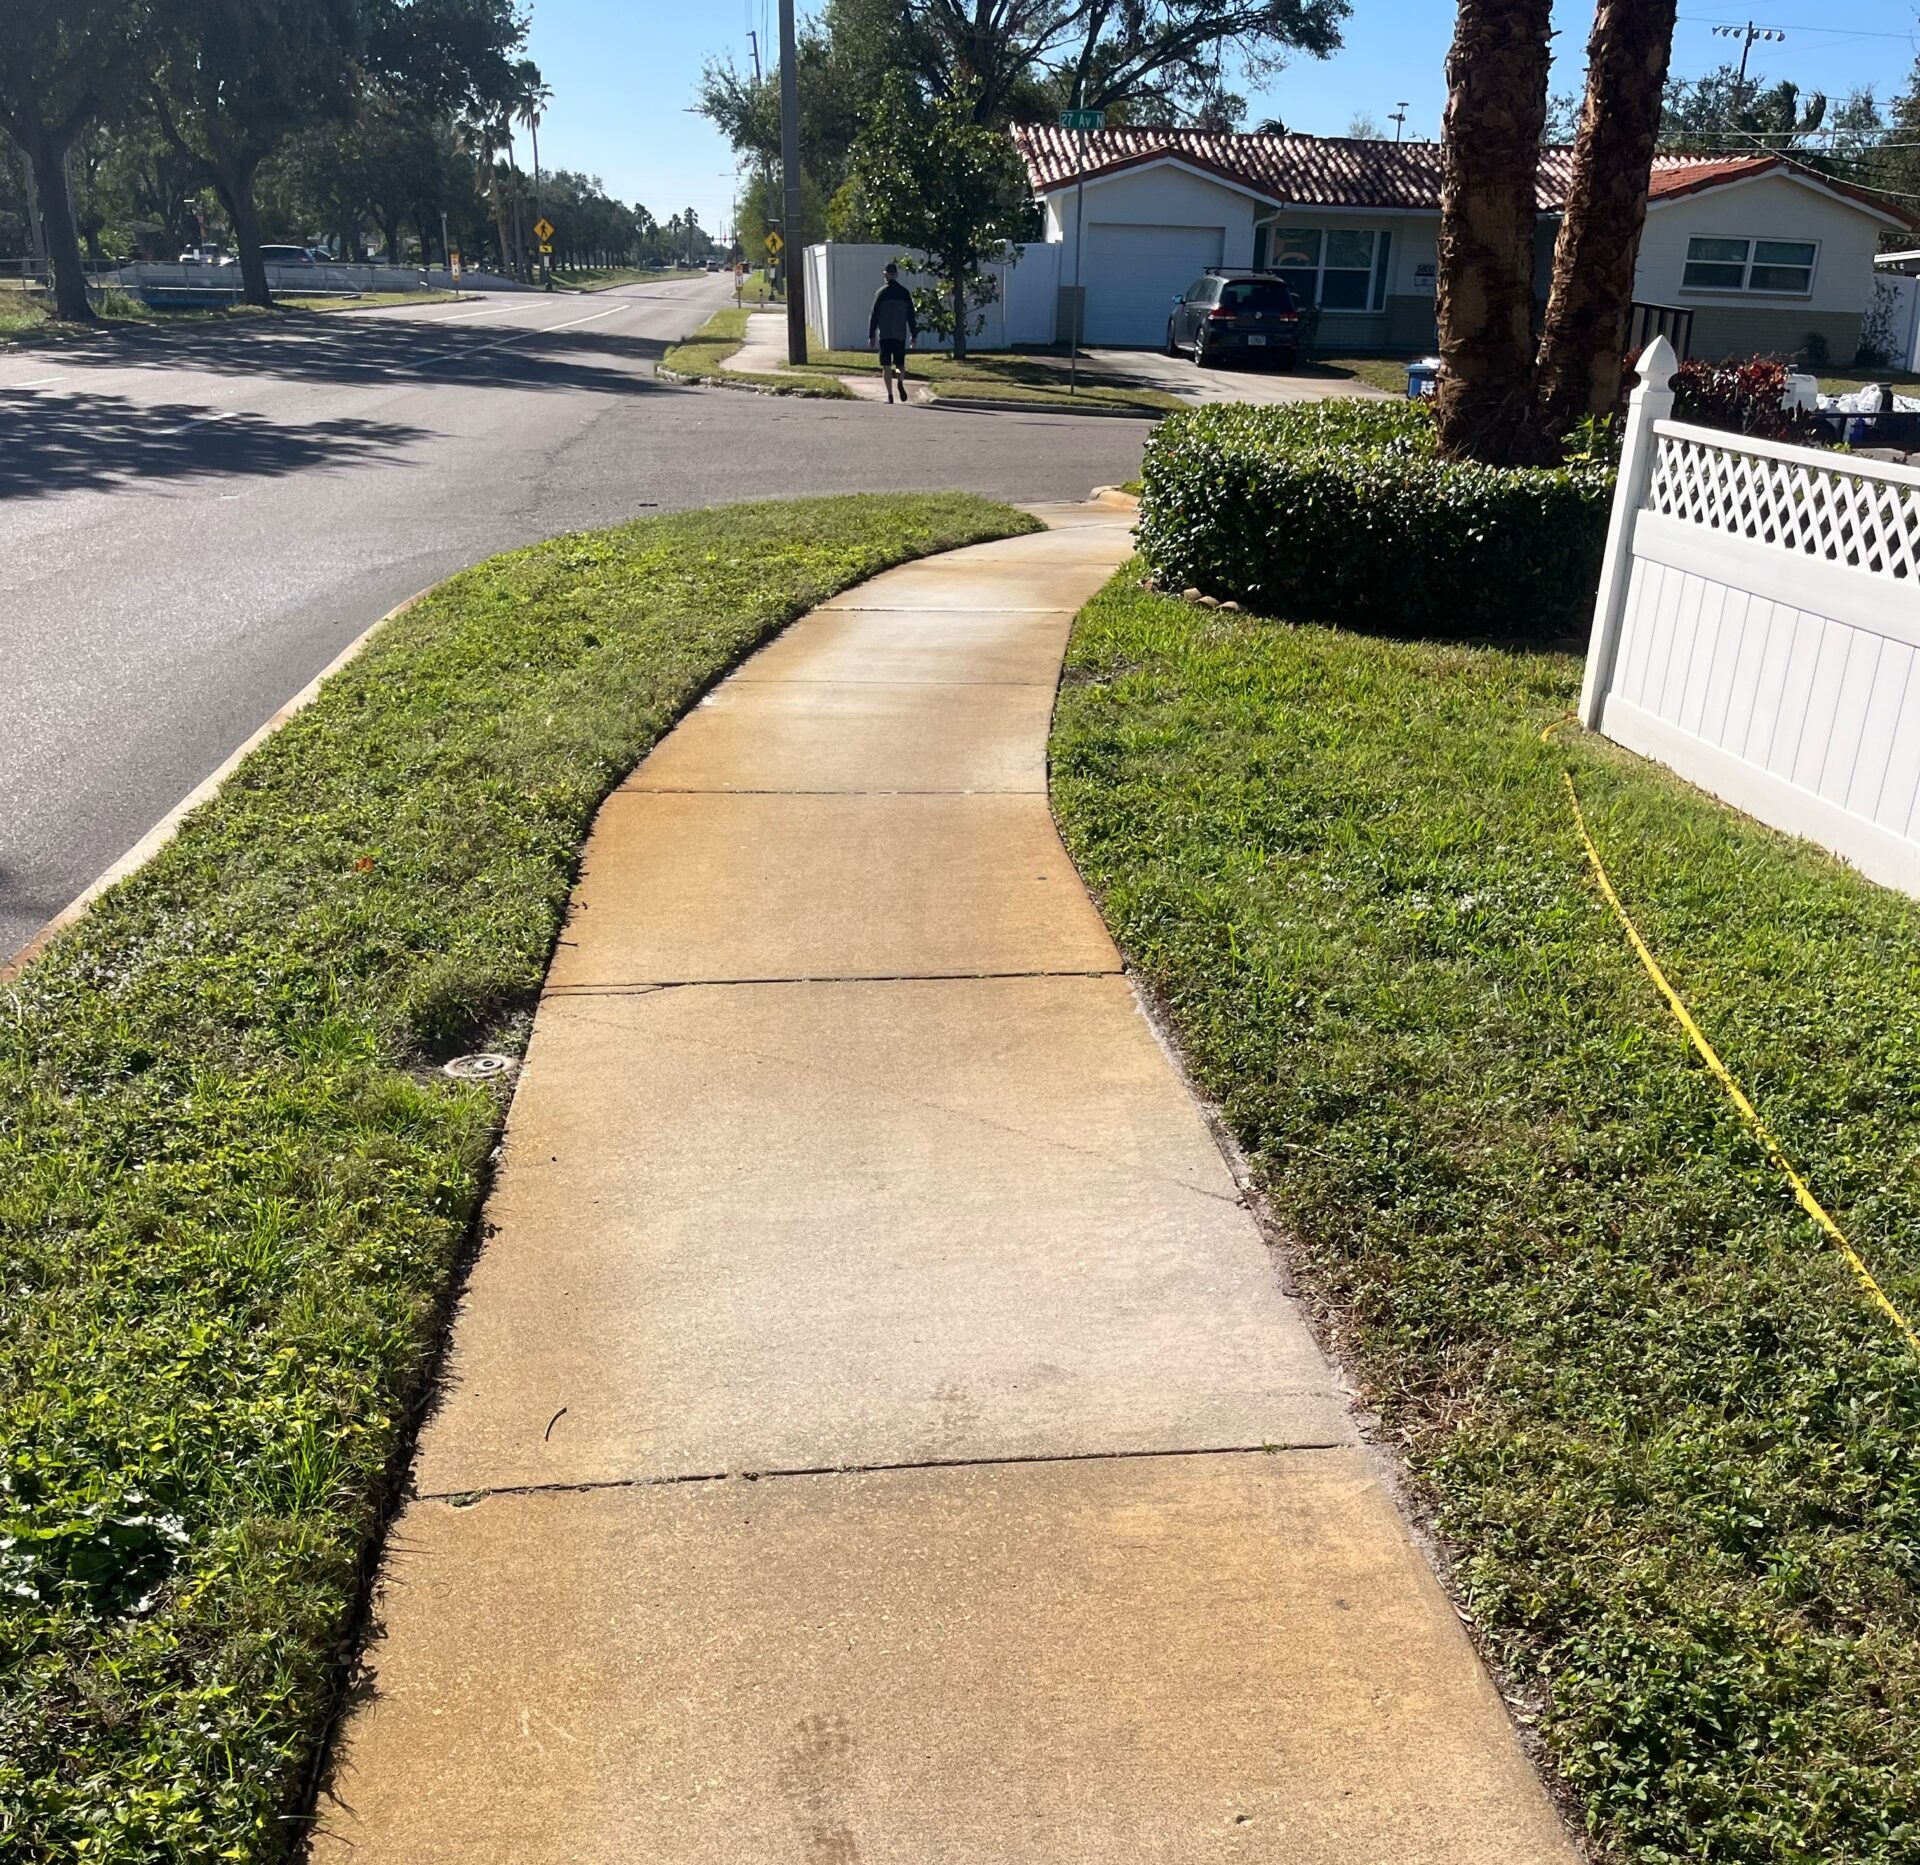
{"left": 1713, "top": 21, "right": 1785, "bottom": 108}
{"left": 778, "top": 0, "right": 806, "bottom": 363}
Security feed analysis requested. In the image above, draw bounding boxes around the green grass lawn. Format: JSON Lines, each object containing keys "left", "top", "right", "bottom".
{"left": 550, "top": 266, "right": 679, "bottom": 290}
{"left": 1051, "top": 572, "right": 1920, "bottom": 1863}
{"left": 802, "top": 346, "right": 1181, "bottom": 414}
{"left": 1819, "top": 367, "right": 1920, "bottom": 397}
{"left": 1307, "top": 352, "right": 1422, "bottom": 394}
{"left": 0, "top": 286, "right": 267, "bottom": 346}
{"left": 0, "top": 494, "right": 1038, "bottom": 1862}
{"left": 279, "top": 290, "right": 463, "bottom": 313}
{"left": 657, "top": 305, "right": 848, "bottom": 396}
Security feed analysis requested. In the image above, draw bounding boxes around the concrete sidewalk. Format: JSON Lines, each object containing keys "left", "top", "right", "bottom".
{"left": 312, "top": 510, "right": 1576, "bottom": 1864}
{"left": 733, "top": 308, "right": 916, "bottom": 400}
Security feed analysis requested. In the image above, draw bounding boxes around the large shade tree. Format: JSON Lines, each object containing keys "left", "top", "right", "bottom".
{"left": 0, "top": 0, "right": 144, "bottom": 320}
{"left": 150, "top": 0, "right": 366, "bottom": 305}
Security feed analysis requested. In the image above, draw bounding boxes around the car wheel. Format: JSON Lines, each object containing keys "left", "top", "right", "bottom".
{"left": 1190, "top": 330, "right": 1206, "bottom": 369}
{"left": 1165, "top": 320, "right": 1178, "bottom": 357}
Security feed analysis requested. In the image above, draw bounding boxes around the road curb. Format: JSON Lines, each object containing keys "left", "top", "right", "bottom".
{"left": 1, "top": 584, "right": 438, "bottom": 985}
{"left": 653, "top": 364, "right": 846, "bottom": 399}
{"left": 929, "top": 393, "right": 1167, "bottom": 420}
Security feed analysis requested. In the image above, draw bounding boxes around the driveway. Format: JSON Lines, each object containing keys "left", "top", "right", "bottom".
{"left": 1074, "top": 345, "right": 1396, "bottom": 404}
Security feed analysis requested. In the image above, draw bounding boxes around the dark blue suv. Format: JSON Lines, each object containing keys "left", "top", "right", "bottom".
{"left": 1167, "top": 271, "right": 1301, "bottom": 369}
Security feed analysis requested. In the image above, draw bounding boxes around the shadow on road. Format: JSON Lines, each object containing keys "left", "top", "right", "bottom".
{"left": 0, "top": 388, "right": 427, "bottom": 501}
{"left": 33, "top": 308, "right": 677, "bottom": 400}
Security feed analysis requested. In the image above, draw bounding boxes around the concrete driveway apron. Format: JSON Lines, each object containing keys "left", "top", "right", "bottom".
{"left": 312, "top": 507, "right": 1577, "bottom": 1865}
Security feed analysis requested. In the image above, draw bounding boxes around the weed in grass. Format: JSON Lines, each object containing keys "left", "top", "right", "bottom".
{"left": 1051, "top": 570, "right": 1920, "bottom": 1863}
{"left": 0, "top": 493, "right": 1038, "bottom": 1861}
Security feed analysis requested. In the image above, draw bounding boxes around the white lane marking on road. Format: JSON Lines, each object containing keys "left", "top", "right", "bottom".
{"left": 154, "top": 409, "right": 238, "bottom": 436}
{"left": 6, "top": 376, "right": 62, "bottom": 389}
{"left": 415, "top": 299, "right": 638, "bottom": 371}
{"left": 396, "top": 301, "right": 528, "bottom": 324}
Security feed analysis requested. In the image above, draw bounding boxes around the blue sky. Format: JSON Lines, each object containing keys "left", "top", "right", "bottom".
{"left": 522, "top": 2, "right": 1919, "bottom": 238}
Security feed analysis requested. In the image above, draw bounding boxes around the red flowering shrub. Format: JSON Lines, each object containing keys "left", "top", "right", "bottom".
{"left": 1670, "top": 357, "right": 1824, "bottom": 443}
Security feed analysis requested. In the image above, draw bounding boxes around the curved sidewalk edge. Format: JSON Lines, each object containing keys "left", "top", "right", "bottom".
{"left": 310, "top": 508, "right": 1581, "bottom": 1865}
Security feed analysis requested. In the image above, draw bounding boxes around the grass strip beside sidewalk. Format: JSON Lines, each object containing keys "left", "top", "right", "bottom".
{"left": 802, "top": 347, "right": 1182, "bottom": 414}
{"left": 0, "top": 494, "right": 1038, "bottom": 1862}
{"left": 1051, "top": 572, "right": 1920, "bottom": 1864}
{"left": 658, "top": 306, "right": 848, "bottom": 396}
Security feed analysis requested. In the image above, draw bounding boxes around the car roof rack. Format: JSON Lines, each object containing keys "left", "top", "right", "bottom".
{"left": 1204, "top": 266, "right": 1286, "bottom": 277}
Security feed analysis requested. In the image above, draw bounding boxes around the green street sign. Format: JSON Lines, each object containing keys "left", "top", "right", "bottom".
{"left": 1059, "top": 107, "right": 1106, "bottom": 131}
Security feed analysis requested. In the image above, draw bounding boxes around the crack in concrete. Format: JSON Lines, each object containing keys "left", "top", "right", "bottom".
{"left": 547, "top": 965, "right": 1126, "bottom": 993}
{"left": 418, "top": 1440, "right": 1354, "bottom": 1508}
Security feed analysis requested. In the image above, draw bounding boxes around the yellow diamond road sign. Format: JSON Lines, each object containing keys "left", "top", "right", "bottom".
{"left": 764, "top": 230, "right": 783, "bottom": 255}
{"left": 533, "top": 217, "right": 554, "bottom": 243}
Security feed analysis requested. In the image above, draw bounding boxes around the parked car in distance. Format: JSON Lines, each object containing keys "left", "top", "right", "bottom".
{"left": 177, "top": 246, "right": 235, "bottom": 266}
{"left": 1167, "top": 271, "right": 1300, "bottom": 369}
{"left": 259, "top": 244, "right": 321, "bottom": 267}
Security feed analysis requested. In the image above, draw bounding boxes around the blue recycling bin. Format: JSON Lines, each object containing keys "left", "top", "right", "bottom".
{"left": 1405, "top": 359, "right": 1440, "bottom": 400}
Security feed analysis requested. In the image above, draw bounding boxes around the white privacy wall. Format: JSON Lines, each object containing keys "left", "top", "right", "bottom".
{"left": 1584, "top": 342, "right": 1920, "bottom": 896}
{"left": 803, "top": 243, "right": 1059, "bottom": 352}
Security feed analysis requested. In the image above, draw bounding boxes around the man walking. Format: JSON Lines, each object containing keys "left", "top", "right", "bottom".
{"left": 867, "top": 261, "right": 918, "bottom": 405}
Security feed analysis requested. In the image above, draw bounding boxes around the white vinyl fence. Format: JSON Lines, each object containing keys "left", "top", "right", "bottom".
{"left": 802, "top": 242, "right": 1061, "bottom": 353}
{"left": 1581, "top": 336, "right": 1920, "bottom": 897}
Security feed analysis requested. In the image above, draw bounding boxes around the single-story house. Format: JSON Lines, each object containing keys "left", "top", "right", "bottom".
{"left": 1011, "top": 124, "right": 1915, "bottom": 360}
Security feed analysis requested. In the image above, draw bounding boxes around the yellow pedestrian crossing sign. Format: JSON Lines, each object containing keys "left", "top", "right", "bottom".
{"left": 533, "top": 217, "right": 554, "bottom": 243}
{"left": 764, "top": 230, "right": 784, "bottom": 256}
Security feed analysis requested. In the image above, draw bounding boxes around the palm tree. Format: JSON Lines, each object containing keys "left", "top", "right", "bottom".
{"left": 1535, "top": 0, "right": 1680, "bottom": 433}
{"left": 464, "top": 114, "right": 515, "bottom": 277}
{"left": 1434, "top": 0, "right": 1556, "bottom": 464}
{"left": 513, "top": 61, "right": 553, "bottom": 278}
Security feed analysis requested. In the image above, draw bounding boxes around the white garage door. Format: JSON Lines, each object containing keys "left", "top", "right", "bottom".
{"left": 1082, "top": 223, "right": 1225, "bottom": 347}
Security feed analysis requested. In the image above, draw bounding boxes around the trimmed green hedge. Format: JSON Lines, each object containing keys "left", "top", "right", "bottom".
{"left": 1137, "top": 400, "right": 1615, "bottom": 638}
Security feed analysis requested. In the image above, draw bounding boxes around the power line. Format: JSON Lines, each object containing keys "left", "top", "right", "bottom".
{"left": 1679, "top": 13, "right": 1920, "bottom": 39}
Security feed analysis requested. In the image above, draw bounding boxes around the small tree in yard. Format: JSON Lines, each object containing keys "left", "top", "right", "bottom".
{"left": 849, "top": 77, "right": 1029, "bottom": 361}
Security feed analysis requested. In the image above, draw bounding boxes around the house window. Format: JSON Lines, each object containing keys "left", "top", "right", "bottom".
{"left": 1681, "top": 236, "right": 1817, "bottom": 295}
{"left": 1273, "top": 227, "right": 1390, "bottom": 311}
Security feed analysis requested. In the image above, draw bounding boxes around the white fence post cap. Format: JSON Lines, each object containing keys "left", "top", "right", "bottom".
{"left": 1634, "top": 334, "right": 1678, "bottom": 391}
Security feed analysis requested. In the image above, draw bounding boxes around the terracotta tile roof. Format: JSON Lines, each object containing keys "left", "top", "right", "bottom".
{"left": 1643, "top": 151, "right": 1915, "bottom": 226}
{"left": 1011, "top": 124, "right": 1778, "bottom": 213}
{"left": 1643, "top": 154, "right": 1779, "bottom": 200}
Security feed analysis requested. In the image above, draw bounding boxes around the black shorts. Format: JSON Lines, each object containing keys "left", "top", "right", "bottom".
{"left": 877, "top": 338, "right": 907, "bottom": 368}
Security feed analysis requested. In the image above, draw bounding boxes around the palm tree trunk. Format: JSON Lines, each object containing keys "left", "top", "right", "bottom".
{"left": 1434, "top": 0, "right": 1555, "bottom": 465}
{"left": 1535, "top": 0, "right": 1680, "bottom": 435}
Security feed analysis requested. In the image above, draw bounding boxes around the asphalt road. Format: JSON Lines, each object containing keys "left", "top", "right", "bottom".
{"left": 0, "top": 276, "right": 1150, "bottom": 964}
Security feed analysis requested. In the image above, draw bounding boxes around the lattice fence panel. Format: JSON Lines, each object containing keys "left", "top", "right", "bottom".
{"left": 1645, "top": 431, "right": 1920, "bottom": 580}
